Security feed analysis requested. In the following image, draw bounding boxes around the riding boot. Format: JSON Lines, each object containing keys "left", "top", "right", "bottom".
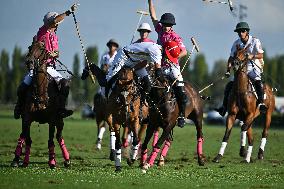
{"left": 141, "top": 76, "right": 152, "bottom": 104}
{"left": 58, "top": 79, "right": 73, "bottom": 118}
{"left": 254, "top": 80, "right": 267, "bottom": 113}
{"left": 214, "top": 81, "right": 233, "bottom": 117}
{"left": 174, "top": 86, "right": 188, "bottom": 128}
{"left": 14, "top": 82, "right": 29, "bottom": 119}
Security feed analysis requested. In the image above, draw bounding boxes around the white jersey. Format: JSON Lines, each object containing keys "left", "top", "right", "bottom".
{"left": 98, "top": 51, "right": 117, "bottom": 69}
{"left": 230, "top": 35, "right": 264, "bottom": 72}
{"left": 106, "top": 42, "right": 162, "bottom": 81}
{"left": 124, "top": 42, "right": 162, "bottom": 65}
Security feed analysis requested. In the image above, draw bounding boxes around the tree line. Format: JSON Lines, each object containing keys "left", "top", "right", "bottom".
{"left": 0, "top": 46, "right": 283, "bottom": 109}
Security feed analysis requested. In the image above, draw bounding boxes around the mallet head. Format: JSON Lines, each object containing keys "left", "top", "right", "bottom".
{"left": 137, "top": 10, "right": 149, "bottom": 15}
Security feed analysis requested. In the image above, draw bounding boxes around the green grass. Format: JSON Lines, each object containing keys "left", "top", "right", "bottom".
{"left": 0, "top": 109, "right": 283, "bottom": 189}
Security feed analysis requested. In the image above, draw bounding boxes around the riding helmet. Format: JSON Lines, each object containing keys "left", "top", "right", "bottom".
{"left": 159, "top": 13, "right": 176, "bottom": 25}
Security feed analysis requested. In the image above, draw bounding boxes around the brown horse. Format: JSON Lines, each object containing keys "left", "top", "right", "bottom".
{"left": 104, "top": 66, "right": 142, "bottom": 171}
{"left": 11, "top": 41, "right": 71, "bottom": 168}
{"left": 212, "top": 45, "right": 275, "bottom": 163}
{"left": 141, "top": 76, "right": 205, "bottom": 172}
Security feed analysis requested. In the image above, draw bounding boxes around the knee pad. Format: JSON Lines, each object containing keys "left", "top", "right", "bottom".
{"left": 59, "top": 78, "right": 70, "bottom": 96}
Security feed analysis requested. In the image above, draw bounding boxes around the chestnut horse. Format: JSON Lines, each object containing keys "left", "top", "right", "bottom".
{"left": 212, "top": 45, "right": 275, "bottom": 163}
{"left": 141, "top": 77, "right": 205, "bottom": 172}
{"left": 104, "top": 66, "right": 142, "bottom": 171}
{"left": 11, "top": 41, "right": 71, "bottom": 168}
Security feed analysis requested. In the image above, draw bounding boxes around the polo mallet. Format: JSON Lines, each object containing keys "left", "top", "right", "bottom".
{"left": 198, "top": 75, "right": 227, "bottom": 100}
{"left": 130, "top": 10, "right": 149, "bottom": 44}
{"left": 202, "top": 0, "right": 234, "bottom": 11}
{"left": 171, "top": 37, "right": 200, "bottom": 87}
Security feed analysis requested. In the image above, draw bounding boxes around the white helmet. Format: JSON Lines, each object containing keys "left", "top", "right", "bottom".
{"left": 43, "top": 12, "right": 59, "bottom": 25}
{"left": 137, "top": 23, "right": 152, "bottom": 32}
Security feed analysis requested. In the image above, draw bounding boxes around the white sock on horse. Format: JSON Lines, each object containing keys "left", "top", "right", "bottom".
{"left": 219, "top": 142, "right": 227, "bottom": 156}
{"left": 98, "top": 127, "right": 106, "bottom": 140}
{"left": 240, "top": 131, "right": 247, "bottom": 147}
{"left": 115, "top": 149, "right": 122, "bottom": 167}
{"left": 260, "top": 138, "right": 267, "bottom": 151}
{"left": 131, "top": 143, "right": 140, "bottom": 160}
{"left": 245, "top": 145, "right": 253, "bottom": 162}
{"left": 110, "top": 132, "right": 116, "bottom": 150}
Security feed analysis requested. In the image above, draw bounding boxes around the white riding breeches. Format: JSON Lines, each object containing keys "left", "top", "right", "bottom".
{"left": 162, "top": 65, "right": 184, "bottom": 86}
{"left": 247, "top": 61, "right": 262, "bottom": 81}
{"left": 22, "top": 66, "right": 63, "bottom": 85}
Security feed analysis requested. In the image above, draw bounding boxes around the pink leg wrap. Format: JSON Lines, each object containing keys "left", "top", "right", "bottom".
{"left": 122, "top": 139, "right": 129, "bottom": 148}
{"left": 197, "top": 138, "right": 204, "bottom": 155}
{"left": 23, "top": 145, "right": 31, "bottom": 164}
{"left": 161, "top": 139, "right": 171, "bottom": 157}
{"left": 48, "top": 145, "right": 56, "bottom": 165}
{"left": 140, "top": 149, "right": 148, "bottom": 165}
{"left": 15, "top": 137, "right": 25, "bottom": 157}
{"left": 152, "top": 131, "right": 159, "bottom": 147}
{"left": 58, "top": 138, "right": 69, "bottom": 160}
{"left": 148, "top": 147, "right": 160, "bottom": 166}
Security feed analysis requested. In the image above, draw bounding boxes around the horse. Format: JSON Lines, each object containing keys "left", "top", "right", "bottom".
{"left": 11, "top": 41, "right": 71, "bottom": 169}
{"left": 212, "top": 44, "right": 275, "bottom": 163}
{"left": 141, "top": 76, "right": 205, "bottom": 172}
{"left": 105, "top": 66, "right": 142, "bottom": 171}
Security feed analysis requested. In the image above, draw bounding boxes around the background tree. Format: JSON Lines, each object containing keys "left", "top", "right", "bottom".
{"left": 70, "top": 53, "right": 83, "bottom": 106}
{"left": 10, "top": 46, "right": 25, "bottom": 102}
{"left": 0, "top": 50, "right": 10, "bottom": 103}
{"left": 82, "top": 46, "right": 99, "bottom": 103}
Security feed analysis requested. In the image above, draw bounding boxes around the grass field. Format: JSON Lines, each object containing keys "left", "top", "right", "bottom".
{"left": 0, "top": 109, "right": 283, "bottom": 189}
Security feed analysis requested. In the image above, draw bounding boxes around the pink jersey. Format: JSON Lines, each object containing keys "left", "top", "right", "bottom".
{"left": 134, "top": 38, "right": 155, "bottom": 43}
{"left": 155, "top": 23, "right": 186, "bottom": 66}
{"left": 37, "top": 25, "right": 59, "bottom": 64}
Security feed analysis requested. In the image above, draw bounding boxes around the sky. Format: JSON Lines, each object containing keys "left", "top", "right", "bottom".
{"left": 0, "top": 0, "right": 284, "bottom": 71}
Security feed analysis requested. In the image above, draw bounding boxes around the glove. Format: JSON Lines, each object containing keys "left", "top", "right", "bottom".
{"left": 81, "top": 69, "right": 89, "bottom": 80}
{"left": 65, "top": 4, "right": 78, "bottom": 16}
{"left": 225, "top": 71, "right": 230, "bottom": 78}
{"left": 155, "top": 68, "right": 165, "bottom": 82}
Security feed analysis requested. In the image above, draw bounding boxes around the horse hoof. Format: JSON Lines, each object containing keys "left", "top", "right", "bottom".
{"left": 212, "top": 154, "right": 223, "bottom": 163}
{"left": 240, "top": 160, "right": 250, "bottom": 164}
{"left": 142, "top": 163, "right": 150, "bottom": 171}
{"left": 64, "top": 160, "right": 71, "bottom": 168}
{"left": 21, "top": 162, "right": 29, "bottom": 168}
{"left": 157, "top": 159, "right": 165, "bottom": 167}
{"left": 109, "top": 149, "right": 115, "bottom": 161}
{"left": 115, "top": 166, "right": 122, "bottom": 172}
{"left": 198, "top": 155, "right": 205, "bottom": 166}
{"left": 11, "top": 160, "right": 19, "bottom": 167}
{"left": 49, "top": 159, "right": 56, "bottom": 169}
{"left": 127, "top": 159, "right": 135, "bottom": 166}
{"left": 258, "top": 149, "right": 264, "bottom": 160}
{"left": 239, "top": 146, "right": 247, "bottom": 157}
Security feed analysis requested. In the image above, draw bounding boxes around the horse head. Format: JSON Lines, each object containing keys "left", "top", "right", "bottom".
{"left": 232, "top": 44, "right": 251, "bottom": 72}
{"left": 151, "top": 75, "right": 173, "bottom": 105}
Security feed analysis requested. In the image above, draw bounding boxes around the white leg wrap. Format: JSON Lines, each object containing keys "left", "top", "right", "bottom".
{"left": 98, "top": 126, "right": 106, "bottom": 140}
{"left": 219, "top": 142, "right": 227, "bottom": 156}
{"left": 240, "top": 131, "right": 247, "bottom": 147}
{"left": 110, "top": 132, "right": 116, "bottom": 150}
{"left": 127, "top": 132, "right": 133, "bottom": 143}
{"left": 131, "top": 143, "right": 140, "bottom": 160}
{"left": 245, "top": 146, "right": 253, "bottom": 162}
{"left": 115, "top": 149, "right": 122, "bottom": 167}
{"left": 260, "top": 138, "right": 267, "bottom": 151}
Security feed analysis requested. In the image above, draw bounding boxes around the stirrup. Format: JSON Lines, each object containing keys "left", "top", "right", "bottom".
{"left": 177, "top": 117, "right": 186, "bottom": 128}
